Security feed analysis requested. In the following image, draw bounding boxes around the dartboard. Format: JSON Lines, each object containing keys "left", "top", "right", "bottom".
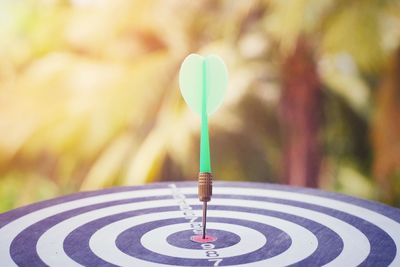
{"left": 0, "top": 182, "right": 399, "bottom": 266}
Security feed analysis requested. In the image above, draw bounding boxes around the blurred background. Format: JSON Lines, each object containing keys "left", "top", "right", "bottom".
{"left": 1, "top": 0, "right": 400, "bottom": 212}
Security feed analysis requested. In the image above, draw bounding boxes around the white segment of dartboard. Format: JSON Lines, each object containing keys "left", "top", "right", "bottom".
{"left": 0, "top": 186, "right": 399, "bottom": 266}
{"left": 139, "top": 222, "right": 267, "bottom": 258}
{"left": 0, "top": 188, "right": 170, "bottom": 267}
{"left": 36, "top": 199, "right": 178, "bottom": 267}
{"left": 37, "top": 198, "right": 367, "bottom": 266}
{"left": 90, "top": 213, "right": 316, "bottom": 264}
{"left": 187, "top": 187, "right": 400, "bottom": 267}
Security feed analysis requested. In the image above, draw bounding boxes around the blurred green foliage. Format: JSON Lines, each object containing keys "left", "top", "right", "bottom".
{"left": 0, "top": 0, "right": 400, "bottom": 212}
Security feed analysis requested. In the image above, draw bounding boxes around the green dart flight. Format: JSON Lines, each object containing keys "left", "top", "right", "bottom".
{"left": 179, "top": 53, "right": 228, "bottom": 239}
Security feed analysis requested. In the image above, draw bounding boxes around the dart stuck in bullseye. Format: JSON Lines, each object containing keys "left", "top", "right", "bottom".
{"left": 179, "top": 54, "right": 228, "bottom": 241}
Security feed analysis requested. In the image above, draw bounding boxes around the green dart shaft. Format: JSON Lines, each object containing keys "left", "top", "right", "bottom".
{"left": 200, "top": 60, "right": 211, "bottom": 173}
{"left": 199, "top": 60, "right": 211, "bottom": 239}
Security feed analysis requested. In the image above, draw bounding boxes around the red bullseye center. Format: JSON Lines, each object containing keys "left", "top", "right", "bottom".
{"left": 190, "top": 235, "right": 217, "bottom": 243}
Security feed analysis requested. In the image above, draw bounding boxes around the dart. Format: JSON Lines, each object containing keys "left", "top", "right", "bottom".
{"left": 179, "top": 54, "right": 228, "bottom": 240}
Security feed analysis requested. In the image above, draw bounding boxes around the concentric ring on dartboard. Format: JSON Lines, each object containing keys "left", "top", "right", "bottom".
{"left": 88, "top": 212, "right": 317, "bottom": 265}
{"left": 121, "top": 222, "right": 266, "bottom": 259}
{"left": 35, "top": 199, "right": 366, "bottom": 266}
{"left": 0, "top": 182, "right": 399, "bottom": 267}
{"left": 64, "top": 214, "right": 292, "bottom": 266}
{"left": 132, "top": 222, "right": 265, "bottom": 257}
{"left": 37, "top": 207, "right": 317, "bottom": 266}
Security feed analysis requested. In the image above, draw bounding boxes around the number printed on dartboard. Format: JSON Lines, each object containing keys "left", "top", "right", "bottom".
{"left": 201, "top": 243, "right": 223, "bottom": 266}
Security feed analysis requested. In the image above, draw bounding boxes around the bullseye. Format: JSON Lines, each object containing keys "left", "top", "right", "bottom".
{"left": 191, "top": 235, "right": 217, "bottom": 243}
{"left": 0, "top": 182, "right": 399, "bottom": 266}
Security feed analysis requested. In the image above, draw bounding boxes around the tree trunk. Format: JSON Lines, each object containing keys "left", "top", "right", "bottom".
{"left": 279, "top": 38, "right": 322, "bottom": 187}
{"left": 372, "top": 47, "right": 400, "bottom": 205}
